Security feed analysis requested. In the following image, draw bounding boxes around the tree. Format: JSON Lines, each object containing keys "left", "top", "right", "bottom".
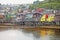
{"left": 43, "top": 0, "right": 60, "bottom": 10}
{"left": 45, "top": 0, "right": 60, "bottom": 3}
{"left": 29, "top": 0, "right": 41, "bottom": 10}
{"left": 29, "top": 0, "right": 60, "bottom": 10}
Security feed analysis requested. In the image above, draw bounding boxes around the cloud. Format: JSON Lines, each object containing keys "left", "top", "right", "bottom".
{"left": 0, "top": 0, "right": 43, "bottom": 4}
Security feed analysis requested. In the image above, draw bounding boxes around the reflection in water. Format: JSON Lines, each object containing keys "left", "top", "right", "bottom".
{"left": 39, "top": 30, "right": 55, "bottom": 40}
{"left": 0, "top": 29, "right": 60, "bottom": 40}
{"left": 0, "top": 29, "right": 34, "bottom": 40}
{"left": 40, "top": 30, "right": 55, "bottom": 36}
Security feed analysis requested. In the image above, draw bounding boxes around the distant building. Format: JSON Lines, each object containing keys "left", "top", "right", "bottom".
{"left": 33, "top": 0, "right": 40, "bottom": 4}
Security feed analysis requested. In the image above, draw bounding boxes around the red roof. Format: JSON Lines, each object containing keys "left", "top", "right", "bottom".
{"left": 36, "top": 8, "right": 44, "bottom": 12}
{"left": 45, "top": 14, "right": 48, "bottom": 19}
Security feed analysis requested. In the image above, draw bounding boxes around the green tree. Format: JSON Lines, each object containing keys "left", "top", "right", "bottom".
{"left": 29, "top": 0, "right": 60, "bottom": 10}
{"left": 45, "top": 0, "right": 60, "bottom": 3}
{"left": 43, "top": 0, "right": 60, "bottom": 10}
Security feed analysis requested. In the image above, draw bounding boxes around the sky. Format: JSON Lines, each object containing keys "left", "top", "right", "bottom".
{"left": 0, "top": 0, "right": 44, "bottom": 4}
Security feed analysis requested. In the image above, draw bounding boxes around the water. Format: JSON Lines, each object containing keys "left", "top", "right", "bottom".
{"left": 0, "top": 29, "right": 60, "bottom": 40}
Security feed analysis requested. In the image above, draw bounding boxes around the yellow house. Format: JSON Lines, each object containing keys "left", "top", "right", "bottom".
{"left": 40, "top": 14, "right": 55, "bottom": 22}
